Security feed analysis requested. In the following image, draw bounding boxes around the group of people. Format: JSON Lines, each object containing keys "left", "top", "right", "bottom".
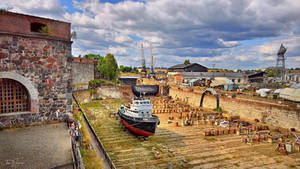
{"left": 66, "top": 114, "right": 82, "bottom": 142}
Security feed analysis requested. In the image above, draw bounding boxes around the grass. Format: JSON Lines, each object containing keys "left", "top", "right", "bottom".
{"left": 224, "top": 155, "right": 231, "bottom": 160}
{"left": 80, "top": 148, "right": 104, "bottom": 169}
{"left": 89, "top": 79, "right": 116, "bottom": 88}
{"left": 288, "top": 163, "right": 296, "bottom": 168}
{"left": 274, "top": 158, "right": 281, "bottom": 163}
{"left": 73, "top": 108, "right": 103, "bottom": 169}
{"left": 204, "top": 136, "right": 216, "bottom": 142}
{"left": 233, "top": 162, "right": 240, "bottom": 167}
{"left": 72, "top": 83, "right": 88, "bottom": 87}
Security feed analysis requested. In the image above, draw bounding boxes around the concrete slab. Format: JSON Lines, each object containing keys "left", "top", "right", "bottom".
{"left": 0, "top": 123, "right": 73, "bottom": 169}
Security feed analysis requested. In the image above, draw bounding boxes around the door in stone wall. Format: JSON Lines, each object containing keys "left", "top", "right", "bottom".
{"left": 0, "top": 78, "right": 30, "bottom": 113}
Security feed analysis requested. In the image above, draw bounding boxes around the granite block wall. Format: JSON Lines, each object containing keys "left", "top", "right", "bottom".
{"left": 0, "top": 35, "right": 72, "bottom": 128}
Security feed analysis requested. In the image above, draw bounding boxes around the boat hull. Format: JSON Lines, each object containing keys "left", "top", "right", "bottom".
{"left": 118, "top": 110, "right": 159, "bottom": 137}
{"left": 132, "top": 85, "right": 159, "bottom": 97}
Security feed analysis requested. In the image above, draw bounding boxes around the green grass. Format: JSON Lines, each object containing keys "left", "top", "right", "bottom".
{"left": 288, "top": 163, "right": 296, "bottom": 168}
{"left": 80, "top": 148, "right": 104, "bottom": 169}
{"left": 204, "top": 136, "right": 216, "bottom": 142}
{"left": 89, "top": 79, "right": 115, "bottom": 88}
{"left": 72, "top": 108, "right": 104, "bottom": 169}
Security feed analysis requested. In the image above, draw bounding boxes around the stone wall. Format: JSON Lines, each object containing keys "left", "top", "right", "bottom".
{"left": 73, "top": 85, "right": 132, "bottom": 103}
{"left": 72, "top": 58, "right": 95, "bottom": 91}
{"left": 169, "top": 87, "right": 300, "bottom": 130}
{"left": 0, "top": 35, "right": 72, "bottom": 128}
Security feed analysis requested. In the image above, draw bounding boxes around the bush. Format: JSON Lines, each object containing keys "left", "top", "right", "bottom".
{"left": 89, "top": 79, "right": 114, "bottom": 88}
{"left": 213, "top": 107, "right": 223, "bottom": 112}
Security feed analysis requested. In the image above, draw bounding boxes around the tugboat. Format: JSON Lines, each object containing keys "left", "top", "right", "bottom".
{"left": 118, "top": 85, "right": 160, "bottom": 137}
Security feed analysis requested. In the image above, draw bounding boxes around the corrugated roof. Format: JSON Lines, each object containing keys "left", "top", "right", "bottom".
{"left": 169, "top": 63, "right": 194, "bottom": 69}
{"left": 181, "top": 72, "right": 244, "bottom": 78}
{"left": 168, "top": 63, "right": 207, "bottom": 69}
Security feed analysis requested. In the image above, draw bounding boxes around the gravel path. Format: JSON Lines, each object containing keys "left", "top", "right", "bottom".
{"left": 0, "top": 123, "right": 73, "bottom": 169}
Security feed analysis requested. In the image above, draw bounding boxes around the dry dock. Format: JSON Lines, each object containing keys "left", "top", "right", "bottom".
{"left": 80, "top": 98, "right": 300, "bottom": 169}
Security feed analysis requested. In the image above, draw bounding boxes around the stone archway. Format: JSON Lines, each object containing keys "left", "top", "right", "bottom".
{"left": 200, "top": 88, "right": 219, "bottom": 109}
{"left": 0, "top": 72, "right": 39, "bottom": 113}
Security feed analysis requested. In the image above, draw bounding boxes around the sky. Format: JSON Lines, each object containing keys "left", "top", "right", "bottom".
{"left": 1, "top": 0, "right": 300, "bottom": 70}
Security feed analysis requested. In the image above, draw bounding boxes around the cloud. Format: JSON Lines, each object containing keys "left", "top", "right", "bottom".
{"left": 217, "top": 38, "right": 240, "bottom": 48}
{"left": 0, "top": 0, "right": 66, "bottom": 20}
{"left": 107, "top": 47, "right": 128, "bottom": 55}
{"left": 2, "top": 0, "right": 300, "bottom": 69}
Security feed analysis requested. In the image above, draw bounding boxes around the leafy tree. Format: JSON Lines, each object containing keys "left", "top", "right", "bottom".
{"left": 184, "top": 60, "right": 190, "bottom": 64}
{"left": 97, "top": 53, "right": 119, "bottom": 82}
{"left": 132, "top": 67, "right": 138, "bottom": 73}
{"left": 83, "top": 54, "right": 102, "bottom": 60}
{"left": 97, "top": 56, "right": 105, "bottom": 77}
{"left": 119, "top": 65, "right": 139, "bottom": 73}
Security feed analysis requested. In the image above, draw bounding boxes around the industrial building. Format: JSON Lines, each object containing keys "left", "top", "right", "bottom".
{"left": 168, "top": 63, "right": 208, "bottom": 72}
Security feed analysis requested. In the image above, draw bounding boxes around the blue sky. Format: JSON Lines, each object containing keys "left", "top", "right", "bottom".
{"left": 1, "top": 0, "right": 300, "bottom": 69}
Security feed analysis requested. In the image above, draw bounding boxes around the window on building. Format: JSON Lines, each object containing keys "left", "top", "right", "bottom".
{"left": 238, "top": 79, "right": 241, "bottom": 83}
{"left": 232, "top": 79, "right": 235, "bottom": 83}
{"left": 30, "top": 22, "right": 46, "bottom": 33}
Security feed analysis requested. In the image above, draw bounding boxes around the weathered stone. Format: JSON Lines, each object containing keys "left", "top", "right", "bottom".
{"left": 0, "top": 12, "right": 72, "bottom": 129}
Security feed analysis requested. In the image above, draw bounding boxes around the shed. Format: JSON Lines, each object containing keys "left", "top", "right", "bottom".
{"left": 168, "top": 63, "right": 208, "bottom": 72}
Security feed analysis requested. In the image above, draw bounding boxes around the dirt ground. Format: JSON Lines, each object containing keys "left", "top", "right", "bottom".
{"left": 82, "top": 98, "right": 300, "bottom": 169}
{"left": 0, "top": 123, "right": 73, "bottom": 169}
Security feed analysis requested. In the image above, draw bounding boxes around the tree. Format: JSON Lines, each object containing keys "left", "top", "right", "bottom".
{"left": 184, "top": 60, "right": 190, "bottom": 64}
{"left": 83, "top": 54, "right": 102, "bottom": 60}
{"left": 97, "top": 56, "right": 105, "bottom": 77}
{"left": 97, "top": 53, "right": 119, "bottom": 82}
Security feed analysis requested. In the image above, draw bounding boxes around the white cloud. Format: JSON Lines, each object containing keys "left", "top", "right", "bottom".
{"left": 217, "top": 38, "right": 240, "bottom": 48}
{"left": 0, "top": 0, "right": 65, "bottom": 20}
{"left": 2, "top": 0, "right": 300, "bottom": 69}
{"left": 107, "top": 47, "right": 128, "bottom": 55}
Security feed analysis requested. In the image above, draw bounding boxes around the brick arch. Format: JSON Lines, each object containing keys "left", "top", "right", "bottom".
{"left": 0, "top": 72, "right": 39, "bottom": 113}
{"left": 200, "top": 88, "right": 219, "bottom": 109}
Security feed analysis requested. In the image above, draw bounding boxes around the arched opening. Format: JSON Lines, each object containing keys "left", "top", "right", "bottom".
{"left": 200, "top": 88, "right": 219, "bottom": 109}
{"left": 0, "top": 78, "right": 30, "bottom": 113}
{"left": 0, "top": 72, "right": 39, "bottom": 113}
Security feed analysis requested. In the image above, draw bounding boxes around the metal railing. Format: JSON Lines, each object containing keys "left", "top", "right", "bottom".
{"left": 72, "top": 94, "right": 116, "bottom": 169}
{"left": 50, "top": 137, "right": 84, "bottom": 169}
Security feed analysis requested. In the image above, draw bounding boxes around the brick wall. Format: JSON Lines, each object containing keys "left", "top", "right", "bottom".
{"left": 0, "top": 12, "right": 70, "bottom": 41}
{"left": 0, "top": 12, "right": 72, "bottom": 128}
{"left": 169, "top": 87, "right": 300, "bottom": 130}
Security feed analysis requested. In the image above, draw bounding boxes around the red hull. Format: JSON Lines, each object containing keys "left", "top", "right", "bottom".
{"left": 122, "top": 120, "right": 154, "bottom": 137}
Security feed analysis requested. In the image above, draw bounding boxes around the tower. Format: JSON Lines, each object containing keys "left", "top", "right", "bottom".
{"left": 149, "top": 43, "right": 156, "bottom": 78}
{"left": 141, "top": 44, "right": 147, "bottom": 74}
{"left": 275, "top": 44, "right": 287, "bottom": 82}
{"left": 150, "top": 42, "right": 155, "bottom": 75}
